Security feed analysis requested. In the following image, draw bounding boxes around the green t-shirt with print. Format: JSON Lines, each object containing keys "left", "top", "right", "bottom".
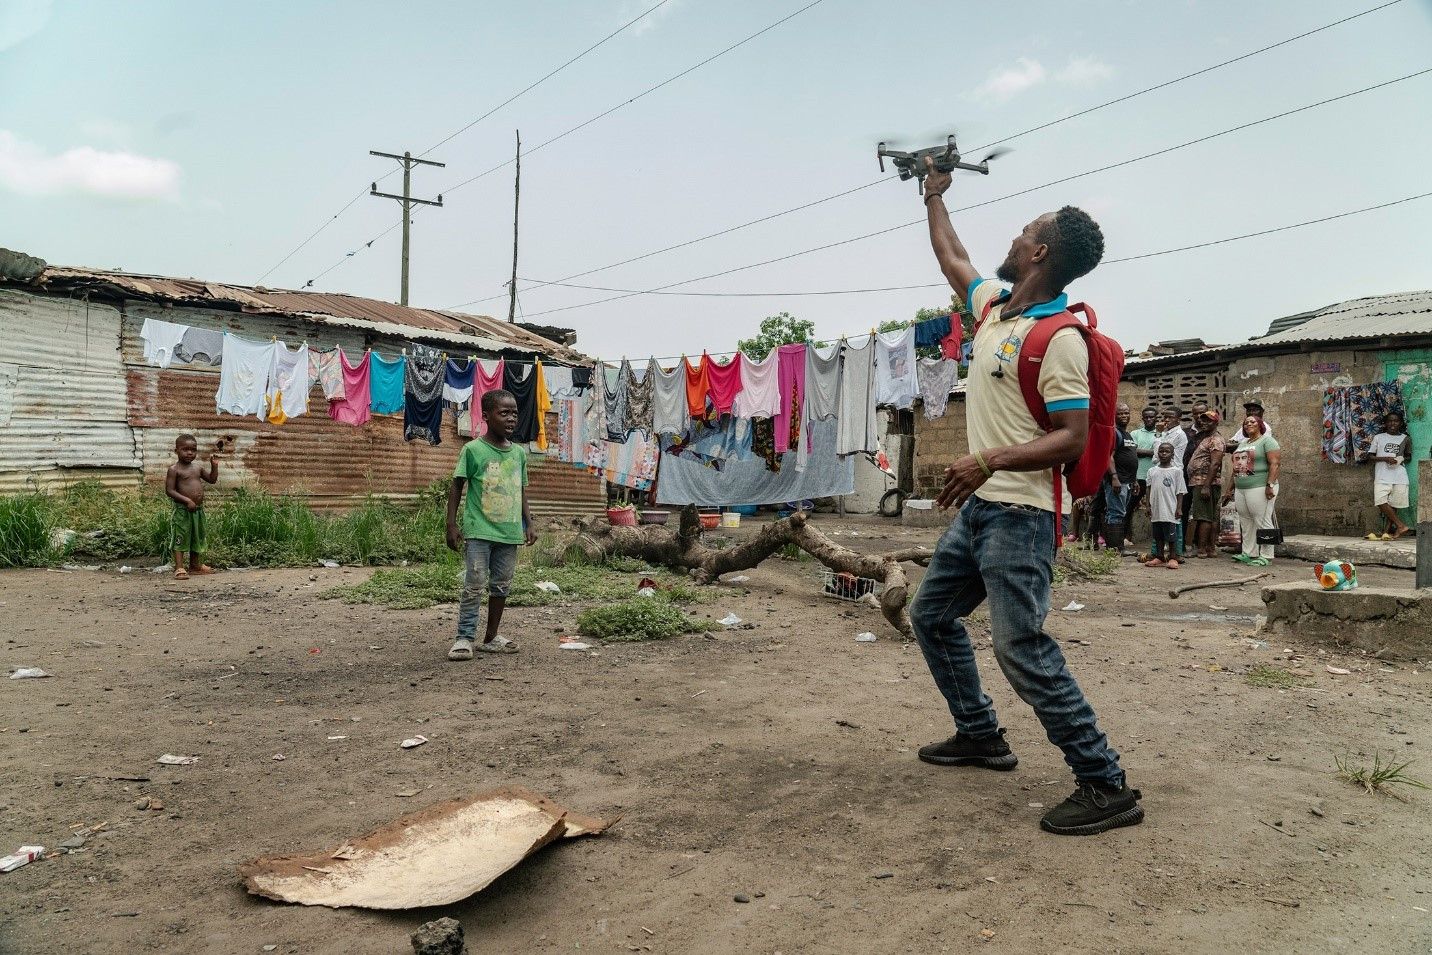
{"left": 453, "top": 438, "right": 528, "bottom": 544}
{"left": 1231, "top": 434, "right": 1280, "bottom": 490}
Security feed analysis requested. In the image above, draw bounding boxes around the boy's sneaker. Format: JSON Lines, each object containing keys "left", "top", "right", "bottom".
{"left": 447, "top": 638, "right": 476, "bottom": 661}
{"left": 917, "top": 728, "right": 1018, "bottom": 770}
{"left": 1040, "top": 778, "right": 1144, "bottom": 836}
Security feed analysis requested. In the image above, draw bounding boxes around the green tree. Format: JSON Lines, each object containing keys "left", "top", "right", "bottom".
{"left": 881, "top": 294, "right": 973, "bottom": 361}
{"left": 737, "top": 312, "right": 818, "bottom": 360}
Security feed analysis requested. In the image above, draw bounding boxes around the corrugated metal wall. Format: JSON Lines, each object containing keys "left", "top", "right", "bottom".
{"left": 0, "top": 289, "right": 604, "bottom": 516}
{"left": 0, "top": 290, "right": 141, "bottom": 492}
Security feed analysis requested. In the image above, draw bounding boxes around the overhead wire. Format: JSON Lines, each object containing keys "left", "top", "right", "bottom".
{"left": 446, "top": 0, "right": 1409, "bottom": 309}
{"left": 252, "top": 0, "right": 674, "bottom": 286}
{"left": 514, "top": 67, "right": 1432, "bottom": 319}
{"left": 299, "top": 0, "right": 829, "bottom": 290}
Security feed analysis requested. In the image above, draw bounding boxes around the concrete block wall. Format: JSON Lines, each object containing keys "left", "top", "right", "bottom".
{"left": 912, "top": 401, "right": 968, "bottom": 499}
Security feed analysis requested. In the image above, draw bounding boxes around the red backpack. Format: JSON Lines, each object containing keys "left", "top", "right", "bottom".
{"left": 976, "top": 299, "right": 1125, "bottom": 544}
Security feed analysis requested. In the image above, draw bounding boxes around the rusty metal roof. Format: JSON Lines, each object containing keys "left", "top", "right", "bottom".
{"left": 1125, "top": 289, "right": 1432, "bottom": 372}
{"left": 18, "top": 265, "right": 589, "bottom": 365}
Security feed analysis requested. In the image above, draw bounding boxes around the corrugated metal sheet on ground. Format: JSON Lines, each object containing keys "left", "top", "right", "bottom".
{"left": 0, "top": 290, "right": 140, "bottom": 481}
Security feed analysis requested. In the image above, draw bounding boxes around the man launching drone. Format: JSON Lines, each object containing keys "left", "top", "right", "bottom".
{"left": 909, "top": 155, "right": 1143, "bottom": 836}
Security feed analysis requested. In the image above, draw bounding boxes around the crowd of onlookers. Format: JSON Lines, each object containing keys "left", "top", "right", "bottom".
{"left": 1070, "top": 398, "right": 1415, "bottom": 568}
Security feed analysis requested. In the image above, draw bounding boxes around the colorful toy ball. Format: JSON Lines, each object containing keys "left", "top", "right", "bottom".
{"left": 1316, "top": 560, "right": 1357, "bottom": 591}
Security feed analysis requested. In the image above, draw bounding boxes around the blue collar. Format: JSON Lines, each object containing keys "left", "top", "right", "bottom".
{"left": 991, "top": 287, "right": 1068, "bottom": 318}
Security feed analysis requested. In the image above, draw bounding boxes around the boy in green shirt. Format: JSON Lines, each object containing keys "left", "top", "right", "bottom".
{"left": 445, "top": 389, "right": 536, "bottom": 660}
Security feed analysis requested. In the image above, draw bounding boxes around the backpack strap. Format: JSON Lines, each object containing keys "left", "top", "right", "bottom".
{"left": 1015, "top": 308, "right": 1092, "bottom": 546}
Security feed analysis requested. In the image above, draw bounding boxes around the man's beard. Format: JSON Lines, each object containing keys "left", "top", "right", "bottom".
{"left": 995, "top": 259, "right": 1017, "bottom": 282}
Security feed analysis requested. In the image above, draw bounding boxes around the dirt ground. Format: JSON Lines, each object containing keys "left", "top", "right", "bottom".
{"left": 2, "top": 514, "right": 1430, "bottom": 955}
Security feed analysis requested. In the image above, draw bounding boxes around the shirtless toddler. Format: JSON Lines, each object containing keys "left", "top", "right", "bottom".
{"left": 165, "top": 434, "right": 219, "bottom": 579}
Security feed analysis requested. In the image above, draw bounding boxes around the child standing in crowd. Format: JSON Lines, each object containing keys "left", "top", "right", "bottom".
{"left": 446, "top": 389, "right": 536, "bottom": 661}
{"left": 1364, "top": 411, "right": 1413, "bottom": 540}
{"left": 1144, "top": 443, "right": 1187, "bottom": 568}
{"left": 164, "top": 434, "right": 219, "bottom": 580}
{"left": 1185, "top": 410, "right": 1225, "bottom": 558}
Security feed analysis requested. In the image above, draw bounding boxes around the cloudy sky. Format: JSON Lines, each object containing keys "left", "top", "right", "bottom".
{"left": 3, "top": 0, "right": 1430, "bottom": 360}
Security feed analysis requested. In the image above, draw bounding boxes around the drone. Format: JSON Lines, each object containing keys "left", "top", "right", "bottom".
{"left": 877, "top": 135, "right": 1010, "bottom": 193}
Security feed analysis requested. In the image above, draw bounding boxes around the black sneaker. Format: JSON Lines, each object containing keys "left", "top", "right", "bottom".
{"left": 1040, "top": 779, "right": 1144, "bottom": 836}
{"left": 917, "top": 728, "right": 1018, "bottom": 770}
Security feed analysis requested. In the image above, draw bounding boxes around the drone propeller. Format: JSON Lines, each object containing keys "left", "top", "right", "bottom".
{"left": 979, "top": 146, "right": 1013, "bottom": 163}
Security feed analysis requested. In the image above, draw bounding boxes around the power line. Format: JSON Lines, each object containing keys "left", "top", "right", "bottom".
{"left": 252, "top": 0, "right": 673, "bottom": 286}
{"left": 298, "top": 0, "right": 828, "bottom": 292}
{"left": 446, "top": 0, "right": 1408, "bottom": 309}
{"left": 518, "top": 190, "right": 1432, "bottom": 302}
{"left": 515, "top": 67, "right": 1432, "bottom": 319}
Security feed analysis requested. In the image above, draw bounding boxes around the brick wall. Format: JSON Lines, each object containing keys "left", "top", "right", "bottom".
{"left": 912, "top": 400, "right": 968, "bottom": 498}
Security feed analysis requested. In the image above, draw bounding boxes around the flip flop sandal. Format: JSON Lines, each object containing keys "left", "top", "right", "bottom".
{"left": 1166, "top": 560, "right": 1181, "bottom": 569}
{"left": 476, "top": 635, "right": 518, "bottom": 654}
{"left": 174, "top": 568, "right": 190, "bottom": 580}
{"left": 447, "top": 638, "right": 475, "bottom": 661}
{"left": 1380, "top": 533, "right": 1395, "bottom": 542}
{"left": 1365, "top": 533, "right": 1382, "bottom": 541}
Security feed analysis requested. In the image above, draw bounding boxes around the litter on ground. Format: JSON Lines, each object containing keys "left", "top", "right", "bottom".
{"left": 400, "top": 735, "right": 429, "bottom": 749}
{"left": 156, "top": 754, "right": 200, "bottom": 766}
{"left": 1061, "top": 601, "right": 1086, "bottom": 612}
{"left": 855, "top": 632, "right": 878, "bottom": 643}
{"left": 9, "top": 667, "right": 52, "bottom": 679}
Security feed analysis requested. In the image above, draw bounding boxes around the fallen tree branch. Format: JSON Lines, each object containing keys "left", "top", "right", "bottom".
{"left": 563, "top": 507, "right": 933, "bottom": 635}
{"left": 1168, "top": 572, "right": 1271, "bottom": 599}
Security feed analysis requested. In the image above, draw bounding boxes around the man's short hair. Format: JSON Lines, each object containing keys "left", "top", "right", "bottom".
{"left": 1157, "top": 442, "right": 1175, "bottom": 451}
{"left": 481, "top": 388, "right": 515, "bottom": 415}
{"left": 1040, "top": 206, "right": 1105, "bottom": 287}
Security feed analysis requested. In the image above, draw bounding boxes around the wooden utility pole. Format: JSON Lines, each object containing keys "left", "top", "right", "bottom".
{"left": 507, "top": 130, "right": 521, "bottom": 323}
{"left": 369, "top": 150, "right": 444, "bottom": 306}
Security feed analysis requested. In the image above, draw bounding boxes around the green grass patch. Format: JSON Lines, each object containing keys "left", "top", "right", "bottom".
{"left": 1336, "top": 751, "right": 1429, "bottom": 800}
{"left": 0, "top": 493, "right": 56, "bottom": 568}
{"left": 1244, "top": 665, "right": 1314, "bottom": 689}
{"left": 576, "top": 598, "right": 717, "bottom": 642}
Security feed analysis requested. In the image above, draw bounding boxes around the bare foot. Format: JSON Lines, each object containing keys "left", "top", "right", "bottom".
{"left": 189, "top": 565, "right": 215, "bottom": 576}
{"left": 1391, "top": 526, "right": 1412, "bottom": 540}
{"left": 1166, "top": 559, "right": 1180, "bottom": 570}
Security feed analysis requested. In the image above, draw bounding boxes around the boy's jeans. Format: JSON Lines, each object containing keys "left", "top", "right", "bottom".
{"left": 456, "top": 539, "right": 518, "bottom": 639}
{"left": 910, "top": 497, "right": 1124, "bottom": 786}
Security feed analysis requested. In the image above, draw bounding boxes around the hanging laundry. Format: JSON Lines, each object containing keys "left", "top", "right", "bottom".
{"left": 916, "top": 357, "right": 961, "bottom": 420}
{"left": 469, "top": 358, "right": 506, "bottom": 436}
{"left": 570, "top": 366, "right": 593, "bottom": 391}
{"left": 837, "top": 336, "right": 879, "bottom": 455}
{"left": 543, "top": 364, "right": 579, "bottom": 401}
{"left": 369, "top": 353, "right": 406, "bottom": 414}
{"left": 404, "top": 345, "right": 446, "bottom": 445}
{"left": 140, "top": 317, "right": 189, "bottom": 369}
{"left": 913, "top": 315, "right": 950, "bottom": 351}
{"left": 657, "top": 417, "right": 854, "bottom": 506}
{"left": 443, "top": 358, "right": 475, "bottom": 406}
{"left": 583, "top": 366, "right": 608, "bottom": 468}
{"left": 533, "top": 360, "right": 552, "bottom": 451}
{"left": 751, "top": 418, "right": 782, "bottom": 474}
{"left": 598, "top": 430, "right": 659, "bottom": 491}
{"left": 875, "top": 326, "right": 919, "bottom": 409}
{"left": 704, "top": 352, "right": 744, "bottom": 416}
{"left": 216, "top": 334, "right": 275, "bottom": 419}
{"left": 1348, "top": 380, "right": 1405, "bottom": 461}
{"left": 555, "top": 397, "right": 589, "bottom": 465}
{"left": 174, "top": 326, "right": 223, "bottom": 366}
{"left": 329, "top": 350, "right": 372, "bottom": 426}
{"left": 939, "top": 319, "right": 964, "bottom": 363}
{"left": 309, "top": 348, "right": 347, "bottom": 401}
{"left": 803, "top": 343, "right": 841, "bottom": 422}
{"left": 504, "top": 361, "right": 541, "bottom": 443}
{"left": 264, "top": 341, "right": 311, "bottom": 425}
{"left": 625, "top": 359, "right": 653, "bottom": 433}
{"left": 683, "top": 355, "right": 710, "bottom": 418}
{"left": 732, "top": 349, "right": 780, "bottom": 421}
{"left": 773, "top": 344, "right": 807, "bottom": 454}
{"left": 1321, "top": 386, "right": 1351, "bottom": 464}
{"left": 603, "top": 361, "right": 630, "bottom": 441}
{"left": 650, "top": 360, "right": 688, "bottom": 436}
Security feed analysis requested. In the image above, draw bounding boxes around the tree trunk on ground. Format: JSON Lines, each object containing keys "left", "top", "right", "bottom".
{"left": 563, "top": 506, "right": 932, "bottom": 636}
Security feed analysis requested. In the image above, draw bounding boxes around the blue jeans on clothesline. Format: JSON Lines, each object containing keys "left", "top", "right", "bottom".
{"left": 909, "top": 497, "right": 1124, "bottom": 786}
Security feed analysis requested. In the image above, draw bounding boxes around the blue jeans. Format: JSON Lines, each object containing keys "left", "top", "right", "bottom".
{"left": 910, "top": 497, "right": 1124, "bottom": 785}
{"left": 456, "top": 539, "right": 518, "bottom": 639}
{"left": 1102, "top": 482, "right": 1131, "bottom": 527}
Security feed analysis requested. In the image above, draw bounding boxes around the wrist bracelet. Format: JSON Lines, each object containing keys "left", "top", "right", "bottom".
{"left": 973, "top": 450, "right": 992, "bottom": 477}
{"left": 924, "top": 191, "right": 945, "bottom": 205}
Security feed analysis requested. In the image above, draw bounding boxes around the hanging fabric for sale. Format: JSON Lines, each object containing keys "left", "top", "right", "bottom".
{"left": 875, "top": 326, "right": 919, "bottom": 409}
{"left": 404, "top": 345, "right": 446, "bottom": 445}
{"left": 916, "top": 357, "right": 961, "bottom": 420}
{"left": 329, "top": 349, "right": 372, "bottom": 426}
{"left": 837, "top": 336, "right": 879, "bottom": 456}
{"left": 368, "top": 353, "right": 406, "bottom": 414}
{"left": 469, "top": 358, "right": 506, "bottom": 436}
{"left": 216, "top": 333, "right": 275, "bottom": 419}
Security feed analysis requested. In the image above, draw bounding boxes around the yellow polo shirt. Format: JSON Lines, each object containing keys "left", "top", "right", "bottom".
{"left": 965, "top": 279, "right": 1088, "bottom": 512}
